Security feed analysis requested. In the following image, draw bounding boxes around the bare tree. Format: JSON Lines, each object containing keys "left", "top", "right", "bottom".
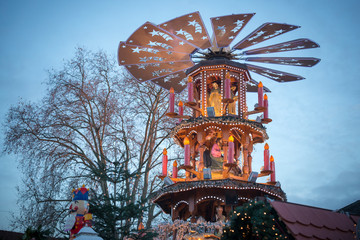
{"left": 3, "top": 48, "right": 175, "bottom": 238}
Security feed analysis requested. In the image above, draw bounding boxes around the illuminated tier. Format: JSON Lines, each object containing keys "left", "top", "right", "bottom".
{"left": 153, "top": 179, "right": 286, "bottom": 221}
{"left": 152, "top": 58, "right": 284, "bottom": 222}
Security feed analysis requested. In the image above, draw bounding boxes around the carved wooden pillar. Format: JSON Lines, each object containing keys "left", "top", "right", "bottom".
{"left": 248, "top": 138, "right": 253, "bottom": 173}
{"left": 199, "top": 146, "right": 205, "bottom": 179}
{"left": 243, "top": 134, "right": 250, "bottom": 177}
{"left": 243, "top": 149, "right": 249, "bottom": 176}
{"left": 197, "top": 131, "right": 204, "bottom": 179}
{"left": 248, "top": 154, "right": 252, "bottom": 173}
{"left": 171, "top": 205, "right": 178, "bottom": 221}
{"left": 222, "top": 128, "right": 230, "bottom": 178}
{"left": 189, "top": 197, "right": 195, "bottom": 220}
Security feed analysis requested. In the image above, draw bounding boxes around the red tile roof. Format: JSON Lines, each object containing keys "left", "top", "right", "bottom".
{"left": 270, "top": 201, "right": 357, "bottom": 240}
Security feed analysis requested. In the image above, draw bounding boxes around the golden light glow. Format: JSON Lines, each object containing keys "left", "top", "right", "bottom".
{"left": 258, "top": 81, "right": 263, "bottom": 88}
{"left": 229, "top": 135, "right": 234, "bottom": 142}
{"left": 170, "top": 87, "right": 174, "bottom": 93}
{"left": 188, "top": 76, "right": 193, "bottom": 82}
{"left": 163, "top": 148, "right": 167, "bottom": 155}
{"left": 178, "top": 101, "right": 183, "bottom": 107}
{"left": 138, "top": 222, "right": 144, "bottom": 230}
{"left": 184, "top": 137, "right": 190, "bottom": 145}
{"left": 173, "top": 161, "right": 177, "bottom": 167}
{"left": 264, "top": 94, "right": 268, "bottom": 100}
{"left": 84, "top": 213, "right": 92, "bottom": 221}
{"left": 270, "top": 155, "right": 274, "bottom": 162}
{"left": 264, "top": 143, "right": 269, "bottom": 150}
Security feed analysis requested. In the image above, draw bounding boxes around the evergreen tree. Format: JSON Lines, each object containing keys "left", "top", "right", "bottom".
{"left": 22, "top": 225, "right": 51, "bottom": 240}
{"left": 221, "top": 200, "right": 289, "bottom": 240}
{"left": 88, "top": 156, "right": 157, "bottom": 239}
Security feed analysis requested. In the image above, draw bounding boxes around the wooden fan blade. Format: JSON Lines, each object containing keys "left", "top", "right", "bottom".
{"left": 126, "top": 22, "right": 196, "bottom": 54}
{"left": 243, "top": 38, "right": 320, "bottom": 55}
{"left": 151, "top": 71, "right": 188, "bottom": 93}
{"left": 233, "top": 23, "right": 300, "bottom": 50}
{"left": 246, "top": 57, "right": 321, "bottom": 67}
{"left": 247, "top": 64, "right": 304, "bottom": 82}
{"left": 118, "top": 42, "right": 191, "bottom": 65}
{"left": 123, "top": 61, "right": 194, "bottom": 82}
{"left": 210, "top": 13, "right": 255, "bottom": 48}
{"left": 159, "top": 11, "right": 212, "bottom": 50}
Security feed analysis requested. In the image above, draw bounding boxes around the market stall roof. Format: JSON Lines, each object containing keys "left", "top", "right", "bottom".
{"left": 270, "top": 200, "right": 358, "bottom": 240}
{"left": 339, "top": 200, "right": 360, "bottom": 216}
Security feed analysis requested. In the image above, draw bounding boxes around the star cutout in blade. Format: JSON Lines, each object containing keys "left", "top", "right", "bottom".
{"left": 149, "top": 30, "right": 159, "bottom": 36}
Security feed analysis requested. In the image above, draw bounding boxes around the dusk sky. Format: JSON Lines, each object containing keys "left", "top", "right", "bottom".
{"left": 1, "top": 0, "right": 360, "bottom": 230}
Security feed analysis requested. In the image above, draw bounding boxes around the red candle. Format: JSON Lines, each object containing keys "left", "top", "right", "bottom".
{"left": 270, "top": 155, "right": 276, "bottom": 182}
{"left": 173, "top": 161, "right": 178, "bottom": 178}
{"left": 178, "top": 101, "right": 183, "bottom": 123}
{"left": 187, "top": 77, "right": 193, "bottom": 102}
{"left": 264, "top": 143, "right": 270, "bottom": 171}
{"left": 169, "top": 87, "right": 175, "bottom": 113}
{"left": 227, "top": 136, "right": 234, "bottom": 164}
{"left": 162, "top": 148, "right": 168, "bottom": 176}
{"left": 225, "top": 72, "right": 231, "bottom": 99}
{"left": 264, "top": 94, "right": 269, "bottom": 119}
{"left": 258, "top": 81, "right": 263, "bottom": 107}
{"left": 184, "top": 137, "right": 190, "bottom": 166}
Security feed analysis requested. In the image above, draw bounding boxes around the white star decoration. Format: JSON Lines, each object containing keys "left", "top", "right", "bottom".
{"left": 188, "top": 20, "right": 197, "bottom": 26}
{"left": 148, "top": 41, "right": 157, "bottom": 47}
{"left": 138, "top": 65, "right": 146, "bottom": 69}
{"left": 131, "top": 47, "right": 141, "bottom": 53}
{"left": 149, "top": 30, "right": 159, "bottom": 36}
{"left": 176, "top": 29, "right": 185, "bottom": 35}
{"left": 234, "top": 20, "right": 244, "bottom": 25}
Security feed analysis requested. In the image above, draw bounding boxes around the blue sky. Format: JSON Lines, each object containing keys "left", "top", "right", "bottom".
{"left": 1, "top": 0, "right": 360, "bottom": 231}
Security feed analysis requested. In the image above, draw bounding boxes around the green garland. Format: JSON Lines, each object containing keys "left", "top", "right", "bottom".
{"left": 221, "top": 200, "right": 288, "bottom": 240}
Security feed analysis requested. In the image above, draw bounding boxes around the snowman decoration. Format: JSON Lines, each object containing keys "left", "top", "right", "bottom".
{"left": 64, "top": 185, "right": 92, "bottom": 239}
